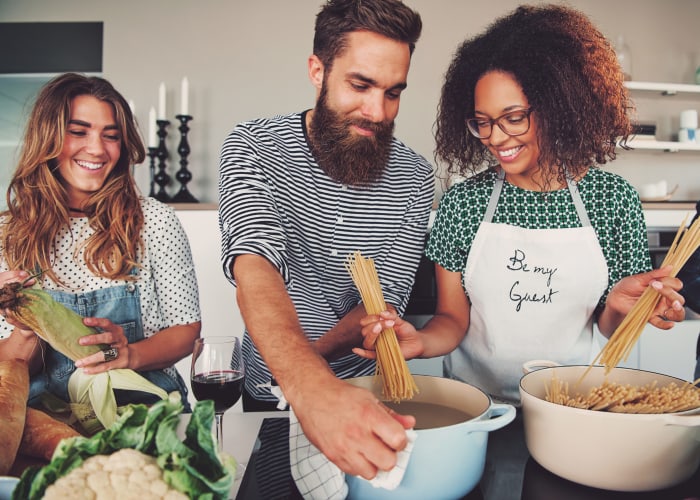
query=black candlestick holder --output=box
[154,120,171,202]
[147,147,158,198]
[172,114,198,203]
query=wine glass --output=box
[190,336,245,450]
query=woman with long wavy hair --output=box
[0,73,201,413]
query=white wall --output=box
[175,209,241,337]
[2,0,699,204]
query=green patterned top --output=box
[426,167,651,308]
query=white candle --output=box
[158,82,166,119]
[148,106,157,148]
[180,76,189,116]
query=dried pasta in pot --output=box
[545,373,700,414]
[346,251,418,402]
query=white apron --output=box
[444,169,609,403]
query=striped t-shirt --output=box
[218,111,435,402]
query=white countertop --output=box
[172,202,697,230]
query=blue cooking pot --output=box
[344,375,516,500]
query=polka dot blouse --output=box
[426,167,651,308]
[0,197,201,368]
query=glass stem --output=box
[215,412,224,451]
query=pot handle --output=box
[522,359,562,375]
[467,403,516,433]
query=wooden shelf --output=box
[624,81,700,97]
[168,202,217,210]
[624,139,700,152]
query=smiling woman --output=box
[0,73,201,431]
[57,95,122,208]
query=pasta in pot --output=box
[546,216,700,415]
[545,373,700,414]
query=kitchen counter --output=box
[226,411,700,500]
[171,202,698,226]
[643,204,697,229]
[642,201,696,211]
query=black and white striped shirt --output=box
[218,112,434,402]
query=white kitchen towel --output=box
[289,407,417,499]
[255,381,289,410]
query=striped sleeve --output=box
[218,120,290,285]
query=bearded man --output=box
[217,0,433,482]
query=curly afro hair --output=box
[434,4,634,185]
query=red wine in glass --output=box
[191,370,244,413]
[190,336,245,451]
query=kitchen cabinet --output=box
[174,206,242,339]
[637,319,699,381]
[624,81,700,152]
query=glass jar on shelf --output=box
[614,35,633,81]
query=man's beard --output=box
[308,88,394,187]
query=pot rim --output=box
[349,374,511,432]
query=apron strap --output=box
[565,172,592,227]
[483,169,507,222]
[484,168,592,228]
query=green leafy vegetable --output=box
[12,393,236,500]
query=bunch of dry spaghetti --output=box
[345,251,418,402]
[545,374,700,414]
[593,214,700,373]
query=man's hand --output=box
[292,375,415,479]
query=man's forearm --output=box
[233,255,336,402]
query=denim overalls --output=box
[28,280,190,411]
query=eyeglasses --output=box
[466,108,533,139]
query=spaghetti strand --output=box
[345,251,418,402]
[591,215,700,374]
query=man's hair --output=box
[313,0,422,69]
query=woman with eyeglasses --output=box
[355,4,686,405]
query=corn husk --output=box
[0,282,167,432]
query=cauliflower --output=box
[42,448,188,500]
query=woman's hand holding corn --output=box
[75,318,130,373]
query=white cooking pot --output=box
[519,361,700,492]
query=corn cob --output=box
[0,281,167,432]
